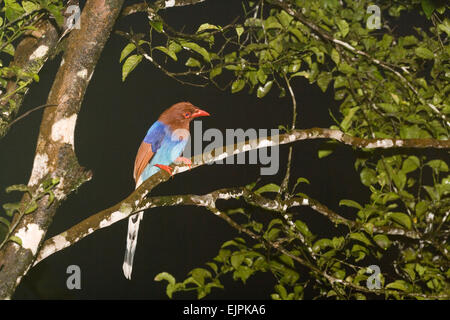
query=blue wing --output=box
[134,121,168,183]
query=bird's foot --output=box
[175,157,192,169]
[154,164,173,177]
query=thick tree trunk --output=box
[0,0,124,300]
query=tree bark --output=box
[0,18,59,139]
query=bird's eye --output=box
[184,112,191,119]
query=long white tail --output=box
[123,210,143,280]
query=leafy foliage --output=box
[117,0,450,300]
[0,0,64,125]
[0,177,59,249]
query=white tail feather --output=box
[123,211,143,279]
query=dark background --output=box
[0,0,430,299]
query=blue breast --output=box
[139,125,189,182]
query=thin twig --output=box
[5,104,58,129]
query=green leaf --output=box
[341,107,359,131]
[221,239,245,249]
[317,72,332,92]
[168,41,182,53]
[154,46,177,61]
[423,185,439,201]
[154,272,176,285]
[255,183,280,195]
[349,232,372,246]
[330,48,340,65]
[233,266,253,283]
[149,20,163,33]
[373,234,391,250]
[415,47,434,59]
[426,160,448,174]
[257,80,273,98]
[387,212,412,229]
[363,222,374,235]
[165,283,178,299]
[185,57,201,68]
[122,54,142,81]
[257,69,268,84]
[2,43,15,56]
[379,103,397,113]
[392,170,407,190]
[360,168,377,186]
[120,43,136,63]
[197,23,219,33]
[318,149,333,159]
[288,60,301,73]
[236,26,244,38]
[338,62,355,74]
[5,1,25,21]
[25,200,38,214]
[437,20,450,36]
[318,140,337,159]
[274,284,288,299]
[231,253,245,269]
[231,79,246,93]
[415,200,428,217]
[47,4,63,26]
[351,244,368,262]
[332,236,345,249]
[206,262,218,274]
[279,254,294,268]
[400,125,430,139]
[0,217,10,228]
[9,235,22,246]
[339,199,362,210]
[210,67,222,80]
[295,177,310,185]
[264,16,283,30]
[22,1,40,13]
[312,238,332,252]
[402,156,420,173]
[336,19,349,37]
[265,228,281,242]
[386,280,410,292]
[6,184,30,193]
[421,0,436,19]
[3,202,20,217]
[189,268,212,286]
[180,41,211,62]
[295,220,313,239]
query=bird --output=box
[123,101,210,280]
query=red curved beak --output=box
[191,108,210,118]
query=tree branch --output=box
[36,183,446,299]
[36,178,421,264]
[121,0,208,17]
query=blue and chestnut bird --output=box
[123,102,210,279]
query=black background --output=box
[0,0,433,299]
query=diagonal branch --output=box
[36,183,447,299]
[36,181,421,264]
[29,125,447,267]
